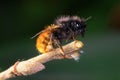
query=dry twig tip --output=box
[0,40,83,80]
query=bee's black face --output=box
[69,20,86,37]
[54,16,87,37]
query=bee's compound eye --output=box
[76,23,79,27]
[71,22,76,26]
[71,21,80,27]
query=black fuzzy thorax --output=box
[53,15,86,43]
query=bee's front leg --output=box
[55,40,65,56]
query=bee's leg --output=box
[53,39,68,59]
[55,40,65,55]
[71,31,77,41]
[56,39,74,59]
[72,36,76,41]
[68,27,77,41]
[49,34,53,45]
[50,33,65,59]
[45,34,53,52]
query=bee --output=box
[32,15,91,59]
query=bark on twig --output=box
[0,40,83,80]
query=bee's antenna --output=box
[85,16,92,21]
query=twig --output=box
[0,40,83,80]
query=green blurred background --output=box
[1,0,120,80]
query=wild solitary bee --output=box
[32,15,91,59]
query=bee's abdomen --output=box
[36,31,53,53]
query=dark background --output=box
[0,0,120,80]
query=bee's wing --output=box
[31,24,58,39]
[31,30,46,39]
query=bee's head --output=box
[54,16,87,37]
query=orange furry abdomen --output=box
[36,30,53,53]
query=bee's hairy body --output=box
[35,15,87,60]
[36,25,76,54]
